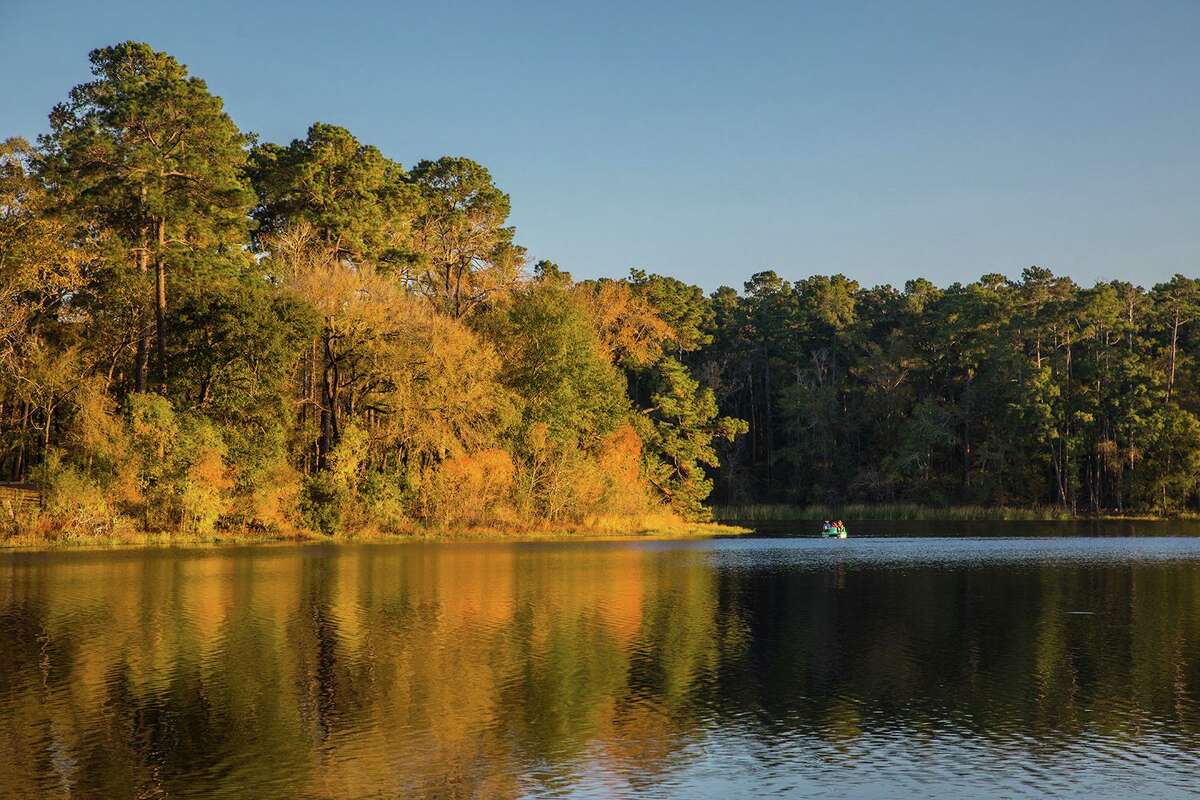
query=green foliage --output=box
[698,264,1200,515]
[639,358,747,519]
[249,123,415,269]
[35,40,255,394]
[299,424,368,535]
[628,269,714,353]
[300,471,343,535]
[487,282,630,447]
[169,268,318,425]
[1137,407,1200,513]
[124,393,231,531]
[410,156,525,318]
[39,41,253,241]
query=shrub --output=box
[358,470,410,533]
[300,471,343,534]
[39,454,119,537]
[177,419,232,534]
[596,424,650,516]
[240,462,304,531]
[424,448,516,528]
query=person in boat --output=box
[822,520,833,536]
[835,520,847,537]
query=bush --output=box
[178,419,232,534]
[39,454,120,537]
[300,471,344,534]
[120,393,235,532]
[359,470,410,533]
[596,424,650,516]
[424,448,516,528]
[239,462,304,531]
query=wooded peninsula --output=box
[3,42,1200,542]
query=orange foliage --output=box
[244,462,304,531]
[189,443,233,495]
[426,448,516,527]
[596,424,649,515]
[575,281,675,367]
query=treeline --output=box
[0,42,744,538]
[692,269,1200,514]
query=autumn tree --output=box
[0,138,84,477]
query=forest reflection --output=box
[1,541,1199,798]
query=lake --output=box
[3,530,1200,798]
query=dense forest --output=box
[3,42,1200,540]
[0,42,745,538]
[694,265,1200,514]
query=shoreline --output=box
[0,521,753,553]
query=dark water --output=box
[3,536,1200,799]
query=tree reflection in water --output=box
[1,539,1199,798]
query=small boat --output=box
[819,523,848,539]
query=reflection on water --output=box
[2,538,1200,799]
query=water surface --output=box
[3,535,1200,798]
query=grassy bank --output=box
[712,503,1081,522]
[0,512,750,550]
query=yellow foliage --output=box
[328,422,370,493]
[270,224,515,470]
[180,428,233,534]
[384,310,516,462]
[70,377,122,457]
[426,448,516,528]
[596,424,650,516]
[509,423,652,525]
[244,462,304,531]
[42,462,114,537]
[575,281,675,367]
[0,138,84,345]
[513,437,602,523]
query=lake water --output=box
[3,531,1200,798]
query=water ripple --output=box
[1,539,1199,798]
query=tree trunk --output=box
[1065,338,1076,513]
[763,350,772,490]
[15,401,29,480]
[135,333,148,393]
[318,324,340,468]
[134,190,151,394]
[41,405,53,455]
[311,338,321,472]
[301,338,314,473]
[154,218,168,392]
[1168,311,1180,404]
[962,374,971,491]
[136,243,150,393]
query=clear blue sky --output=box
[2,0,1197,291]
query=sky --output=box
[2,0,1198,291]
